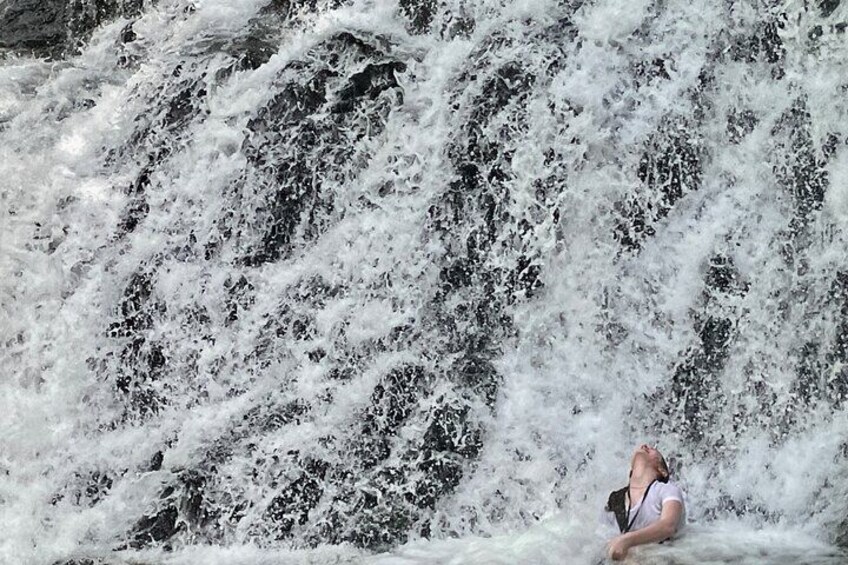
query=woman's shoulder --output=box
[655,480,685,501]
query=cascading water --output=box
[2,0,848,563]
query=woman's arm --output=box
[606,500,683,560]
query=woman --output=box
[602,444,686,561]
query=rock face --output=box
[3,0,848,562]
[0,0,68,55]
[0,0,143,56]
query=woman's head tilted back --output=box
[629,444,670,483]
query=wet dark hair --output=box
[657,453,670,483]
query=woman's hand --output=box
[606,534,631,561]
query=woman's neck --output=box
[629,463,659,487]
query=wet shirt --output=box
[602,480,686,535]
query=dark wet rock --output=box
[246,154,325,266]
[238,400,310,438]
[819,0,841,18]
[213,33,279,82]
[178,470,208,526]
[612,198,654,251]
[119,21,137,43]
[453,353,500,408]
[123,152,168,197]
[108,272,155,337]
[130,506,179,548]
[326,30,385,57]
[468,62,535,130]
[823,133,841,161]
[128,470,212,548]
[728,19,785,73]
[301,378,486,550]
[260,0,318,17]
[653,309,735,445]
[273,307,315,342]
[413,454,464,510]
[343,491,417,550]
[636,122,703,212]
[688,66,717,124]
[439,257,476,292]
[148,450,164,472]
[222,33,405,266]
[666,358,723,442]
[772,98,829,230]
[224,275,255,324]
[79,471,113,506]
[0,0,69,56]
[370,366,428,432]
[443,164,483,214]
[399,0,437,33]
[703,494,778,521]
[327,364,357,381]
[726,108,758,144]
[107,62,212,168]
[131,404,324,543]
[307,348,326,362]
[830,273,848,362]
[824,272,848,405]
[121,336,166,378]
[827,363,848,409]
[370,322,415,354]
[249,276,349,364]
[837,520,848,548]
[265,458,328,537]
[729,371,778,436]
[265,400,311,429]
[105,271,170,417]
[412,402,483,508]
[67,0,116,47]
[415,53,545,438]
[51,468,119,510]
[615,118,704,250]
[332,61,406,113]
[632,57,671,84]
[540,16,577,57]
[114,338,167,415]
[704,255,749,296]
[698,316,734,366]
[117,198,150,235]
[506,253,543,302]
[423,402,482,459]
[186,401,312,478]
[428,55,546,365]
[244,75,325,134]
[791,341,824,406]
[231,35,276,71]
[0,0,146,57]
[163,83,208,131]
[442,11,475,39]
[705,256,736,293]
[356,366,430,467]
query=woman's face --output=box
[631,444,667,475]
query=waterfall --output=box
[2,0,848,563]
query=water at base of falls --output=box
[370,522,848,565]
[3,0,848,564]
[42,522,848,565]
